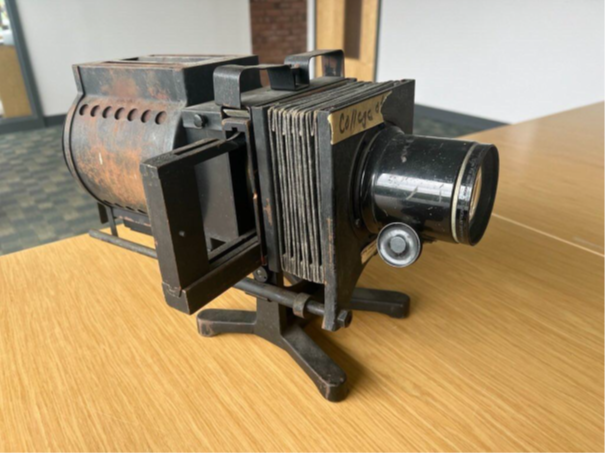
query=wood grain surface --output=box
[468,102,604,253]
[0,104,603,451]
[315,0,379,81]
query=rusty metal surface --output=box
[71,97,178,213]
[64,55,259,214]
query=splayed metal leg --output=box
[348,287,411,318]
[198,299,348,402]
[197,275,411,402]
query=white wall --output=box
[17,0,252,116]
[376,0,604,123]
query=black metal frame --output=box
[140,136,262,314]
[89,208,410,402]
[72,45,500,403]
[198,271,409,402]
[213,50,344,109]
[81,49,416,402]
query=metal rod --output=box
[106,206,118,236]
[87,230,350,327]
[234,278,319,311]
[234,278,351,328]
[88,229,158,259]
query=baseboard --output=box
[415,104,507,130]
[0,116,45,134]
[44,114,67,127]
[0,114,66,134]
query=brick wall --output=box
[250,0,307,65]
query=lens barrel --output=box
[358,127,499,245]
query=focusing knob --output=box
[377,223,422,268]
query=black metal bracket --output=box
[140,137,262,314]
[214,64,298,109]
[199,299,349,402]
[222,118,268,265]
[88,204,157,258]
[213,49,346,109]
[347,287,410,318]
[197,275,410,402]
[284,49,345,85]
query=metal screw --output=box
[254,267,269,283]
[192,114,207,128]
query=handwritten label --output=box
[328,91,391,144]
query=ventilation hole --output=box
[127,109,138,121]
[141,110,152,123]
[125,206,135,211]
[114,203,123,208]
[102,106,112,118]
[114,107,125,120]
[79,104,89,115]
[136,209,146,214]
[90,105,100,117]
[155,111,167,124]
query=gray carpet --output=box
[0,116,483,256]
[0,126,100,255]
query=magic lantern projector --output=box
[63,50,499,401]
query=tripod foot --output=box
[349,287,410,318]
[282,324,348,402]
[197,309,256,337]
[196,303,348,402]
[195,285,409,402]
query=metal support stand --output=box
[197,281,410,402]
[86,207,410,401]
[89,204,157,258]
[348,287,410,319]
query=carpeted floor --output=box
[0,126,100,255]
[0,117,483,256]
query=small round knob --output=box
[389,236,407,254]
[377,223,422,268]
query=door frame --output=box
[0,0,44,134]
[312,0,382,81]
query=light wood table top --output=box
[1,103,603,452]
[469,102,604,254]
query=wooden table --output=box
[1,104,603,451]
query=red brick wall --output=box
[250,0,307,65]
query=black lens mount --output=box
[452,142,499,245]
[357,126,499,245]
